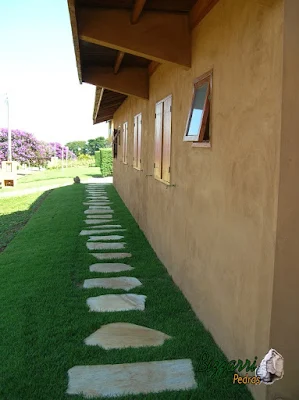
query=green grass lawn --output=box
[0,166,102,193]
[0,184,254,400]
[0,191,50,251]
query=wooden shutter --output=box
[122,122,128,164]
[154,102,163,179]
[137,114,142,169]
[133,115,138,167]
[162,95,172,183]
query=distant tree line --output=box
[65,137,110,157]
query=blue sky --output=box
[0,0,108,144]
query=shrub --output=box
[98,149,113,177]
[94,151,101,167]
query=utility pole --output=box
[5,93,12,162]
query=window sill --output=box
[154,177,174,187]
[123,162,128,165]
[192,141,211,148]
[133,167,143,172]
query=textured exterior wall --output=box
[113,1,283,399]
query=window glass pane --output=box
[187,82,208,137]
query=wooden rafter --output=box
[83,66,149,99]
[78,8,191,67]
[114,51,125,74]
[93,87,104,124]
[131,0,147,24]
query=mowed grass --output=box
[0,166,101,193]
[0,191,50,251]
[0,184,254,400]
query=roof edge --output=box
[67,0,83,84]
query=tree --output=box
[49,142,76,160]
[65,140,87,156]
[85,136,109,155]
[0,128,52,166]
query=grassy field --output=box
[0,191,50,251]
[0,184,254,400]
[0,166,101,193]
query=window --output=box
[154,95,172,183]
[133,113,142,169]
[122,122,128,164]
[113,128,120,159]
[184,71,212,144]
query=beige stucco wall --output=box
[113,1,284,399]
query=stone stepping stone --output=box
[86,229,126,234]
[67,359,197,397]
[87,294,146,312]
[86,216,114,220]
[83,277,142,291]
[87,224,122,228]
[86,192,107,195]
[85,220,113,225]
[85,209,113,214]
[85,206,112,210]
[86,242,125,250]
[84,200,111,202]
[89,263,134,273]
[80,228,124,235]
[84,323,170,349]
[91,253,132,260]
[88,235,124,241]
[85,216,113,221]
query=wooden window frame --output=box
[154,94,172,184]
[133,113,142,170]
[184,70,212,143]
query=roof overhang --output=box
[68,0,220,123]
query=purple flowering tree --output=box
[0,129,75,167]
[49,142,76,160]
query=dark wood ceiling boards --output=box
[68,0,220,123]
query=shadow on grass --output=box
[0,190,51,252]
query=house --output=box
[67,1,299,398]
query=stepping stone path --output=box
[89,263,134,273]
[88,235,124,241]
[83,277,142,291]
[67,360,197,397]
[86,242,125,250]
[91,252,132,260]
[80,229,125,235]
[85,209,113,214]
[67,183,197,398]
[85,219,113,224]
[84,322,170,349]
[86,215,113,219]
[87,294,146,312]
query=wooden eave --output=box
[68,0,220,123]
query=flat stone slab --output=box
[79,228,125,236]
[84,200,111,202]
[86,206,112,210]
[87,294,146,312]
[91,253,132,260]
[85,209,113,214]
[86,194,109,200]
[83,277,142,291]
[88,235,124,241]
[89,263,134,273]
[67,359,197,397]
[86,242,125,250]
[85,220,113,225]
[84,323,170,349]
